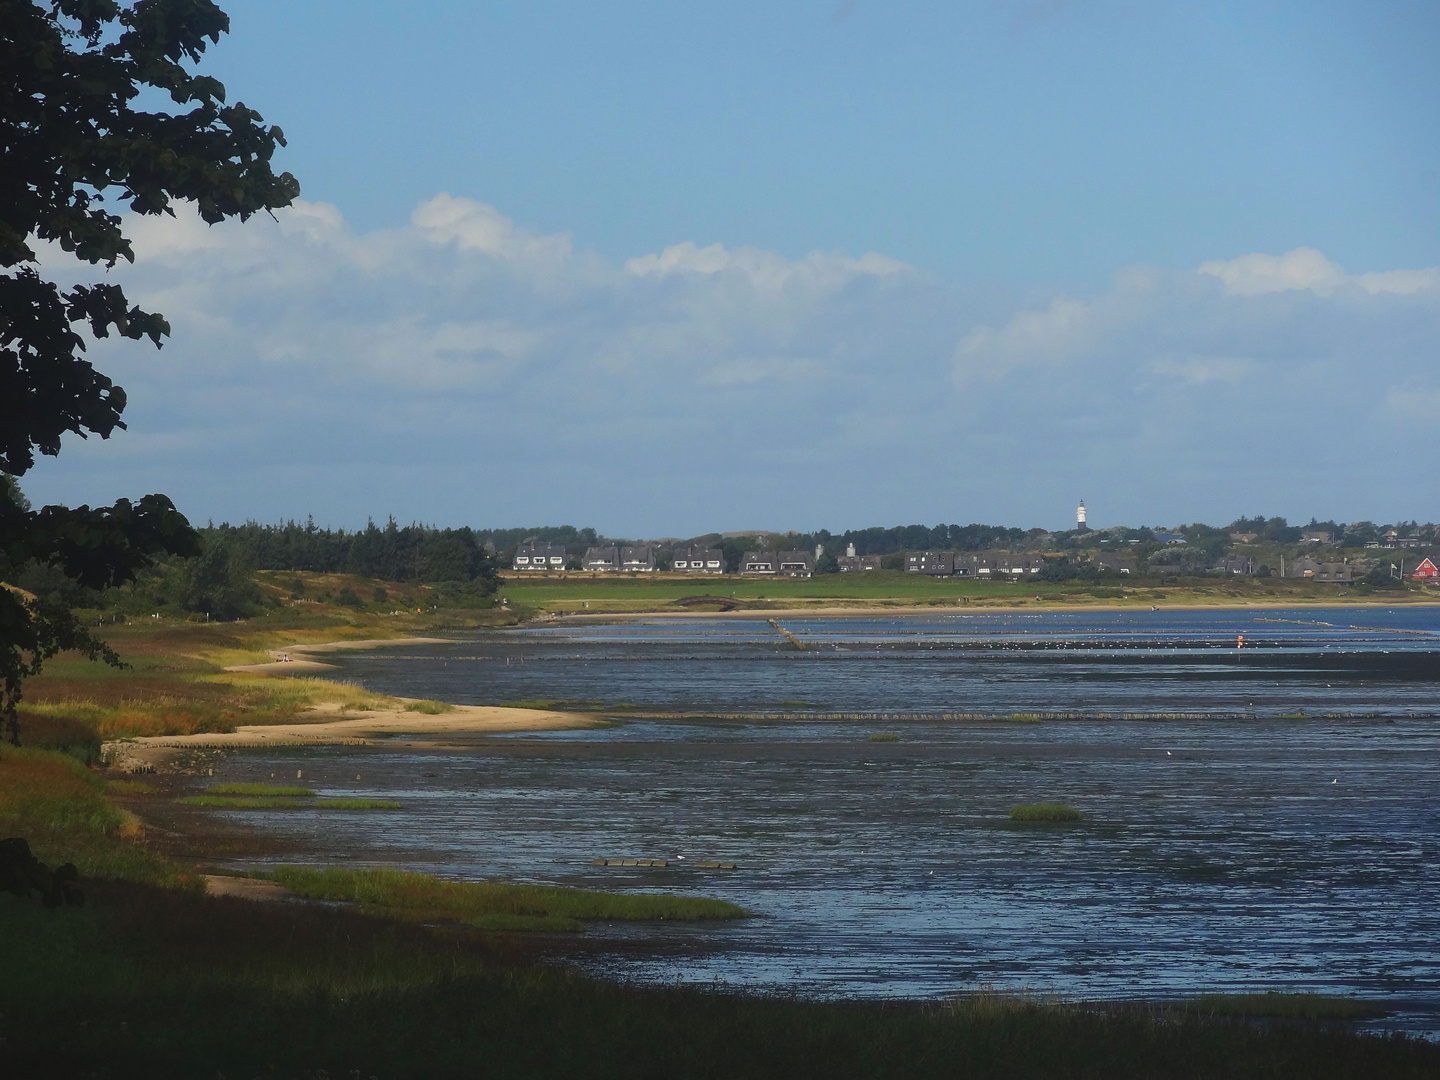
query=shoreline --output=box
[104,702,603,770]
[540,599,1440,623]
[224,636,452,674]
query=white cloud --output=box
[1198,246,1440,298]
[954,296,1092,382]
[23,206,1440,531]
[701,357,822,386]
[1357,267,1440,296]
[625,240,906,291]
[1384,384,1440,421]
[1198,247,1344,296]
[1148,355,1250,385]
[410,193,573,267]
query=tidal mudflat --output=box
[210,608,1440,1032]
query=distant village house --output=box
[621,546,656,572]
[582,545,655,572]
[740,550,815,577]
[1094,554,1136,575]
[512,542,567,571]
[837,543,881,572]
[1286,557,1352,583]
[672,547,724,573]
[905,551,954,576]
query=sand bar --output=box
[104,703,601,770]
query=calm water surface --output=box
[218,610,1440,1029]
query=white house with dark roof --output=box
[581,546,621,571]
[777,550,814,577]
[620,546,656,572]
[672,547,724,573]
[512,542,567,571]
[739,551,778,574]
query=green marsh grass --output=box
[0,747,190,887]
[180,796,401,810]
[104,779,155,796]
[3,879,1435,1079]
[868,732,900,742]
[270,865,748,931]
[1010,803,1085,823]
[205,783,315,796]
[404,698,455,714]
[1188,992,1386,1020]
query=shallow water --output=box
[331,607,1440,718]
[216,609,1440,1030]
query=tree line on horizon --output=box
[196,513,1437,573]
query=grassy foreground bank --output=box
[4,880,1435,1080]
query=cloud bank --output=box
[23,196,1440,533]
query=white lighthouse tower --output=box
[1076,500,1088,532]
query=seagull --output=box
[1166,751,1172,756]
[1332,779,1338,785]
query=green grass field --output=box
[497,569,1424,615]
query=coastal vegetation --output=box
[4,878,1434,1079]
[270,865,748,931]
[1011,804,1085,822]
[1188,992,1387,1021]
[493,569,1435,619]
[179,795,401,810]
[2,576,1435,1075]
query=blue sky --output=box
[22,1,1440,534]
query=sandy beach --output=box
[104,700,602,770]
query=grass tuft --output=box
[1188,992,1386,1020]
[403,699,454,714]
[206,783,315,796]
[104,779,155,796]
[270,865,748,931]
[868,732,900,742]
[0,748,191,887]
[179,796,400,810]
[1010,803,1084,822]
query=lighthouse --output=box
[1077,500,1089,531]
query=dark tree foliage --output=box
[816,523,1031,556]
[203,519,498,588]
[175,536,260,619]
[1,1,298,744]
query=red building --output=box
[1410,557,1439,580]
